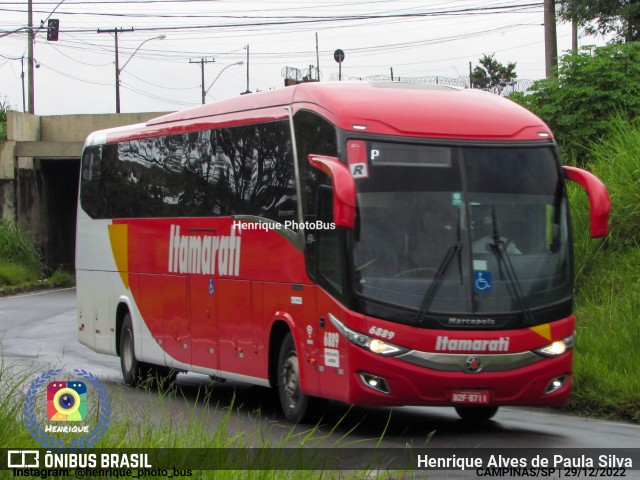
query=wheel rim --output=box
[281,353,300,408]
[122,329,134,373]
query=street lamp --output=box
[116,34,165,113]
[203,61,244,103]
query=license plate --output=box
[450,390,490,404]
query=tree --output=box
[470,54,518,94]
[0,96,9,140]
[512,42,640,163]
[558,0,640,42]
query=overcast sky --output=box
[1,0,611,116]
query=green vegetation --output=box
[0,96,7,140]
[0,218,44,289]
[558,0,640,42]
[0,366,396,478]
[511,42,640,421]
[511,42,640,163]
[48,269,76,288]
[470,53,518,94]
[0,218,75,293]
[568,116,640,422]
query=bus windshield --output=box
[352,142,571,325]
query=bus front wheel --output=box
[454,405,499,422]
[120,313,175,388]
[277,332,326,423]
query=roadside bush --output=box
[0,218,44,277]
[513,43,640,164]
[48,269,75,287]
[0,261,40,286]
[567,115,640,422]
[0,98,7,140]
[587,115,640,248]
[569,115,640,283]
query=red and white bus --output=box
[76,82,610,422]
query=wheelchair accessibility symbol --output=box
[474,271,493,292]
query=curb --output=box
[0,282,75,297]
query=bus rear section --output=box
[76,82,610,423]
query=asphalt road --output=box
[1,288,638,475]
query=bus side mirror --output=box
[308,155,356,229]
[563,165,611,238]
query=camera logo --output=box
[47,381,87,421]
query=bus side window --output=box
[315,185,346,296]
[81,151,94,182]
[293,110,345,298]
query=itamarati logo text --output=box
[168,224,241,276]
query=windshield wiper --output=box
[489,207,535,325]
[415,210,463,324]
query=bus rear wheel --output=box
[277,332,326,423]
[454,405,499,422]
[120,313,176,389]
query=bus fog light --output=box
[545,375,567,394]
[359,373,390,394]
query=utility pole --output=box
[315,33,320,81]
[544,0,558,79]
[27,0,34,114]
[21,56,26,112]
[98,27,134,113]
[244,45,250,94]
[190,58,216,104]
[24,0,65,112]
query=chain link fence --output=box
[346,74,537,95]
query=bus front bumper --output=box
[343,343,572,407]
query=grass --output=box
[569,248,640,422]
[0,218,44,278]
[0,219,75,292]
[588,115,640,248]
[0,105,6,140]
[0,365,402,479]
[565,115,640,422]
[0,260,41,287]
[48,269,76,288]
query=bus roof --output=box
[90,82,553,144]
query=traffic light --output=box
[47,19,59,41]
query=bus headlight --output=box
[328,313,408,357]
[534,334,575,358]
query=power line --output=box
[121,69,198,90]
[0,2,543,30]
[1,0,573,114]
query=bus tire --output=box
[277,332,326,423]
[120,313,141,387]
[454,405,499,422]
[120,313,176,389]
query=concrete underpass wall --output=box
[1,110,170,270]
